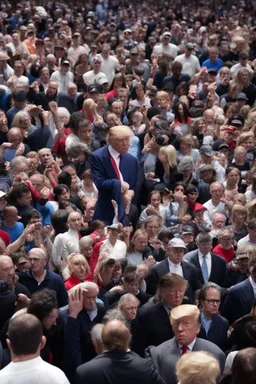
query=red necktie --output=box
[110,154,121,180]
[181,345,189,355]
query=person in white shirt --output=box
[52,211,82,271]
[0,313,70,384]
[203,182,226,227]
[83,56,106,85]
[198,145,226,183]
[139,190,166,223]
[99,223,127,260]
[100,43,119,84]
[67,32,89,64]
[174,43,201,77]
[50,58,74,93]
[153,31,179,60]
[237,220,256,247]
[230,52,254,78]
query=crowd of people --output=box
[1,0,256,383]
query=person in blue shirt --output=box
[202,47,223,74]
[2,206,24,242]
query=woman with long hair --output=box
[173,101,192,135]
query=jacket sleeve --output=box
[90,153,121,191]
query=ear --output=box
[6,338,11,350]
[39,335,46,350]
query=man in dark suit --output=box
[146,238,202,302]
[90,125,139,225]
[74,319,165,384]
[198,282,229,351]
[146,304,226,384]
[61,282,105,379]
[184,232,226,287]
[222,258,256,325]
[133,273,188,356]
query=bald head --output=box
[102,320,131,351]
[0,255,14,285]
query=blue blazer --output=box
[90,145,138,224]
[201,313,229,351]
[222,278,254,325]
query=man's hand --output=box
[69,287,84,318]
[121,181,130,194]
[49,101,58,115]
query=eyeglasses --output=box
[204,299,221,304]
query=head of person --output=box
[28,248,46,275]
[148,191,161,209]
[51,209,69,235]
[8,183,31,206]
[176,351,220,384]
[144,215,162,238]
[158,144,177,168]
[231,204,248,225]
[235,246,251,274]
[177,156,194,179]
[123,272,142,295]
[102,319,131,352]
[170,304,201,346]
[3,206,19,225]
[179,135,193,155]
[209,181,224,201]
[236,132,254,151]
[247,220,256,243]
[157,273,188,307]
[130,229,148,253]
[199,164,216,184]
[0,255,15,287]
[7,127,23,149]
[117,88,129,110]
[38,148,53,167]
[232,348,256,384]
[91,56,102,72]
[218,228,234,250]
[47,81,58,97]
[67,212,82,232]
[185,185,199,204]
[219,66,231,85]
[198,283,221,319]
[9,156,29,176]
[108,125,132,154]
[211,212,226,229]
[67,253,89,281]
[27,289,58,330]
[196,233,213,255]
[234,146,247,164]
[199,145,214,164]
[30,174,45,193]
[118,293,140,320]
[7,313,45,359]
[71,281,99,311]
[166,238,187,264]
[79,236,94,260]
[225,166,241,186]
[53,184,70,204]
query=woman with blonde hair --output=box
[155,91,174,123]
[236,131,254,151]
[177,134,200,163]
[64,253,91,291]
[176,351,220,384]
[232,68,256,106]
[230,204,248,242]
[126,229,149,265]
[155,144,178,190]
[245,199,256,221]
[243,111,256,132]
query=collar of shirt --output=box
[161,298,172,314]
[68,229,79,238]
[198,250,211,260]
[87,306,98,321]
[201,312,212,334]
[178,338,196,353]
[249,276,256,290]
[168,259,181,270]
[108,145,121,160]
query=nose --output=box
[177,322,184,332]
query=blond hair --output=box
[159,144,177,168]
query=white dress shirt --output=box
[168,259,183,276]
[198,250,212,278]
[52,229,80,268]
[108,145,124,181]
[249,276,256,297]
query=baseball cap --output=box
[223,126,236,135]
[87,84,100,93]
[182,225,194,234]
[97,75,108,86]
[168,238,186,249]
[107,224,119,230]
[61,58,70,65]
[0,191,6,198]
[212,140,229,151]
[236,92,248,101]
[199,145,214,157]
[193,203,207,212]
[72,32,81,38]
[228,114,245,127]
[186,42,194,50]
[130,47,138,55]
[236,252,250,260]
[163,31,171,37]
[207,68,217,74]
[247,220,256,230]
[124,29,132,34]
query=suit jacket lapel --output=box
[103,146,119,180]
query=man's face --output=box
[61,63,70,73]
[248,227,256,242]
[17,191,32,206]
[172,315,199,346]
[4,207,18,223]
[120,299,138,320]
[82,288,97,311]
[213,215,226,228]
[118,91,128,108]
[150,193,161,209]
[78,123,93,144]
[68,213,82,231]
[0,258,15,286]
[28,252,46,274]
[161,284,186,307]
[124,281,140,295]
[80,245,93,259]
[198,241,212,255]
[39,150,53,166]
[42,308,58,330]
[210,185,224,200]
[47,82,58,97]
[30,176,44,192]
[8,131,22,148]
[201,288,221,317]
[111,102,123,117]
[145,221,159,238]
[167,246,185,264]
[110,136,130,154]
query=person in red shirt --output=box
[212,228,235,263]
[64,253,91,291]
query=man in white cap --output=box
[146,238,202,302]
[153,32,179,60]
[90,125,139,225]
[146,304,226,384]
